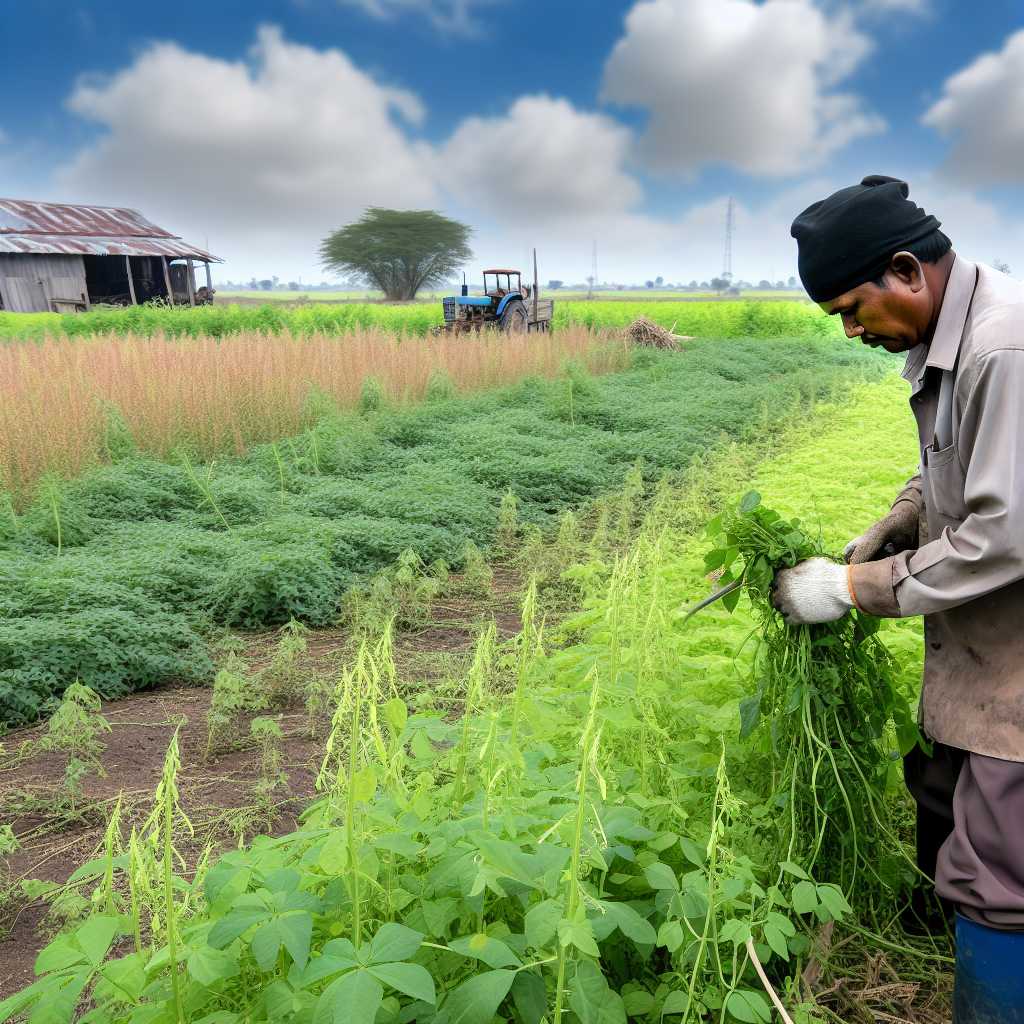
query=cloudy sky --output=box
[2,0,1022,285]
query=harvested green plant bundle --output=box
[700,492,919,902]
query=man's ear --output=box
[889,251,925,292]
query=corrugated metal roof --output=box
[0,233,219,261]
[0,198,219,261]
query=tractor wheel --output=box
[499,299,529,334]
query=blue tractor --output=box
[437,267,553,335]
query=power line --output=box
[723,196,734,281]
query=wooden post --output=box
[185,258,196,307]
[162,256,174,305]
[125,255,137,305]
[204,260,213,298]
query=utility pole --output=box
[587,240,598,300]
[723,196,734,282]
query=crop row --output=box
[0,299,839,341]
[0,339,891,726]
[1,373,935,1024]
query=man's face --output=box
[819,272,929,354]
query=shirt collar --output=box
[900,255,978,388]
[926,255,978,371]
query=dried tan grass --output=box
[0,327,630,503]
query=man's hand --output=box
[844,502,918,564]
[771,557,853,625]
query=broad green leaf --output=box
[816,884,852,921]
[717,918,750,945]
[96,953,146,1002]
[208,910,270,949]
[739,491,762,513]
[679,838,706,868]
[449,934,521,969]
[607,903,657,946]
[188,946,240,986]
[642,863,677,891]
[34,940,84,976]
[661,991,690,1016]
[621,990,655,1017]
[27,973,89,1024]
[766,912,796,937]
[657,919,684,952]
[791,880,818,915]
[680,889,709,920]
[568,961,627,1024]
[778,861,809,880]
[383,698,408,735]
[511,971,547,1024]
[279,913,313,970]
[368,923,423,964]
[251,922,283,972]
[738,693,761,740]
[74,915,121,968]
[439,969,516,1024]
[314,969,383,1024]
[367,962,435,1004]
[762,924,789,962]
[351,765,378,803]
[558,918,600,958]
[525,899,561,950]
[372,834,423,859]
[725,990,771,1023]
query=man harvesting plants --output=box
[776,174,1024,1019]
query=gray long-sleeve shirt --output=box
[852,256,1024,761]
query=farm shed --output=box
[0,198,220,313]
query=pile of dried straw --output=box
[625,316,690,349]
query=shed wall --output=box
[0,253,88,312]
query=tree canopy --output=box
[320,208,473,301]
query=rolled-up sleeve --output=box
[852,349,1024,617]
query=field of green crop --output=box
[0,299,836,342]
[0,361,948,1022]
[0,337,888,725]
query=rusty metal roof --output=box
[0,198,220,261]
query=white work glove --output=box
[771,557,853,625]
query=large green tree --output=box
[320,208,473,301]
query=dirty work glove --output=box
[771,557,853,625]
[844,501,918,565]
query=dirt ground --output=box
[0,568,526,998]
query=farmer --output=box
[775,175,1024,1020]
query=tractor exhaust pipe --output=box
[461,272,468,297]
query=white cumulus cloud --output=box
[57,26,437,277]
[923,29,1024,185]
[601,0,884,178]
[435,94,643,222]
[336,0,497,34]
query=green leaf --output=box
[816,884,852,921]
[739,491,761,513]
[725,990,771,1023]
[279,913,313,970]
[449,933,521,969]
[738,693,761,740]
[778,861,809,880]
[622,990,655,1017]
[680,888,709,920]
[438,969,516,1024]
[372,834,423,859]
[34,939,84,975]
[367,962,435,1004]
[73,915,121,968]
[791,880,818,915]
[766,911,796,937]
[657,920,683,952]
[251,922,283,972]
[661,991,690,1016]
[722,583,742,614]
[208,910,270,949]
[188,946,240,986]
[558,918,600,958]
[718,918,751,945]
[763,922,789,961]
[679,838,706,868]
[607,903,656,946]
[511,971,547,1024]
[525,899,561,950]
[642,863,678,891]
[314,969,383,1024]
[367,923,423,964]
[568,961,627,1024]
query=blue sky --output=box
[2,0,1023,284]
